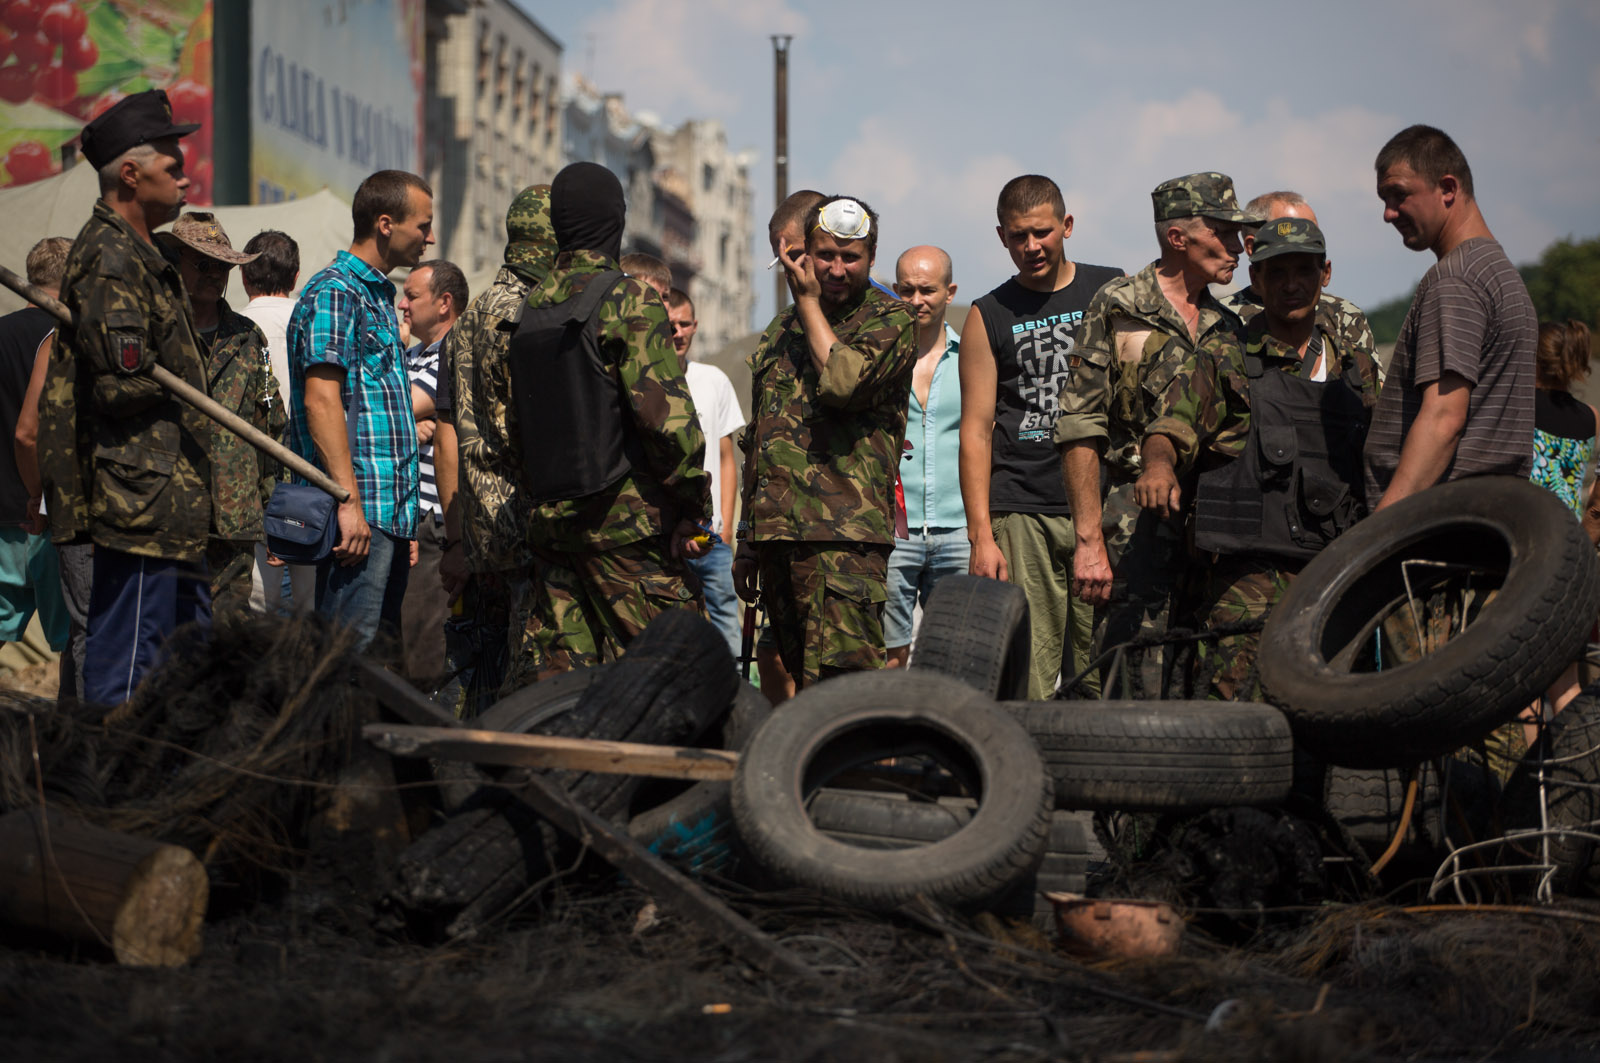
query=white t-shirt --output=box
[238,294,297,407]
[684,360,745,533]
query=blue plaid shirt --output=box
[285,251,419,538]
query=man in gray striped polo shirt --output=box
[1365,124,1537,511]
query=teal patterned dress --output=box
[1532,390,1596,516]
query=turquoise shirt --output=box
[901,323,965,531]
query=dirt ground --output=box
[4,879,1600,1063]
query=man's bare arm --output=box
[956,304,1005,580]
[1062,441,1111,605]
[717,436,738,545]
[12,331,51,532]
[1133,434,1182,518]
[304,366,370,563]
[1374,371,1470,511]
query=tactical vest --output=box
[1192,347,1369,562]
[508,270,637,504]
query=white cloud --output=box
[578,0,807,116]
[1423,0,1565,77]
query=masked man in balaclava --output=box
[499,162,710,689]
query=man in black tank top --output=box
[958,175,1121,699]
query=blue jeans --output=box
[884,528,971,648]
[686,539,741,660]
[316,529,410,653]
[83,547,211,705]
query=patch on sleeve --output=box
[113,332,143,372]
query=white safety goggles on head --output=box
[811,198,872,241]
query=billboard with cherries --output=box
[0,0,215,201]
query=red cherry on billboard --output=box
[0,63,33,103]
[4,140,56,184]
[86,86,123,120]
[38,2,84,43]
[32,61,73,108]
[167,78,209,125]
[11,28,53,67]
[60,30,92,71]
[188,158,212,205]
[1,0,46,35]
[0,25,15,65]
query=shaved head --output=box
[896,245,953,286]
[1246,190,1319,226]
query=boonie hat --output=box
[1151,172,1259,224]
[79,88,200,170]
[1249,217,1327,262]
[155,212,258,265]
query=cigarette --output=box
[766,254,781,270]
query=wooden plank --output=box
[352,657,464,729]
[364,723,738,781]
[513,769,817,980]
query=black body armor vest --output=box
[508,270,637,503]
[1192,350,1369,562]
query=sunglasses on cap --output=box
[810,199,872,241]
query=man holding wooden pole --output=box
[37,89,215,705]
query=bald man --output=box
[1223,191,1378,378]
[885,246,966,666]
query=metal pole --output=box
[0,263,349,503]
[772,34,792,313]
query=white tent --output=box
[0,164,354,315]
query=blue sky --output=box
[521,0,1600,329]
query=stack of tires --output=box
[726,478,1600,914]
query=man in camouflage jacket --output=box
[1223,190,1380,386]
[733,196,916,692]
[1136,218,1380,699]
[1053,173,1257,697]
[502,162,710,688]
[39,90,213,705]
[436,184,555,714]
[158,212,285,613]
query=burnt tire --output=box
[1258,477,1600,768]
[806,791,1088,925]
[1501,693,1600,895]
[626,680,769,871]
[1003,700,1293,812]
[731,671,1051,910]
[911,574,1031,701]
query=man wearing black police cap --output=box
[37,88,214,705]
[1134,216,1380,698]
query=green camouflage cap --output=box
[1249,216,1327,262]
[1151,172,1259,223]
[503,184,555,284]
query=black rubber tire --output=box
[911,574,1031,701]
[806,789,975,849]
[435,666,604,812]
[1324,764,1444,853]
[731,671,1052,910]
[805,792,1088,924]
[1501,693,1600,895]
[1259,477,1600,768]
[1003,700,1293,812]
[625,680,769,871]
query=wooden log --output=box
[364,723,739,781]
[0,807,207,967]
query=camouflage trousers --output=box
[1191,555,1298,701]
[205,539,257,615]
[501,537,698,693]
[1096,481,1186,699]
[436,568,525,720]
[756,540,889,691]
